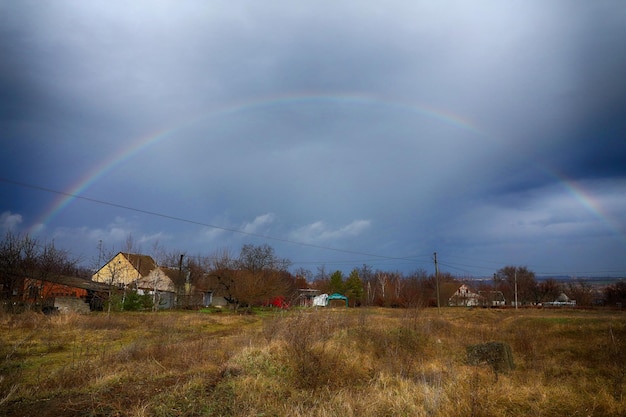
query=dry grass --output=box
[1,307,625,416]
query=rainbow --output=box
[27,92,625,245]
[28,92,483,232]
[549,171,626,244]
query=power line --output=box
[0,177,425,264]
[4,177,624,277]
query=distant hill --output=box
[466,275,624,286]
[536,276,625,286]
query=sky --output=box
[1,0,625,278]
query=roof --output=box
[134,266,187,292]
[328,293,348,300]
[27,275,111,292]
[121,253,157,277]
[556,292,570,302]
[161,266,187,287]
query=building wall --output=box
[136,269,177,293]
[23,278,88,302]
[92,253,143,286]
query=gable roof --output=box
[121,253,157,276]
[451,284,480,296]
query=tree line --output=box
[2,232,625,310]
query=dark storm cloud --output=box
[1,0,625,276]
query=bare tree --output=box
[567,279,595,307]
[377,272,388,303]
[315,265,329,281]
[0,232,36,301]
[496,265,538,305]
[206,248,239,307]
[360,264,376,306]
[124,233,140,254]
[0,232,80,310]
[237,243,290,273]
[293,267,313,283]
[605,280,626,307]
[206,245,291,310]
[538,278,562,302]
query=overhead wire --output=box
[0,177,428,265]
[3,177,624,277]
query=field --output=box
[1,307,625,417]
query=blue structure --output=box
[327,293,349,307]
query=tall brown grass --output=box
[1,307,625,416]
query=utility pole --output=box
[179,254,185,308]
[434,252,440,312]
[514,269,518,310]
[97,240,103,277]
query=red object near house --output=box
[269,296,289,309]
[23,278,88,302]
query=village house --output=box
[92,252,157,288]
[448,284,481,307]
[544,292,576,307]
[93,252,220,309]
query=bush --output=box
[122,290,153,311]
[466,341,515,376]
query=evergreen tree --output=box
[329,270,345,294]
[345,268,364,306]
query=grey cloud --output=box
[1,0,625,276]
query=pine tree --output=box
[345,268,364,306]
[329,270,345,294]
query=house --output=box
[92,252,157,288]
[134,266,217,310]
[544,292,576,307]
[448,284,481,307]
[135,267,180,309]
[298,288,321,307]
